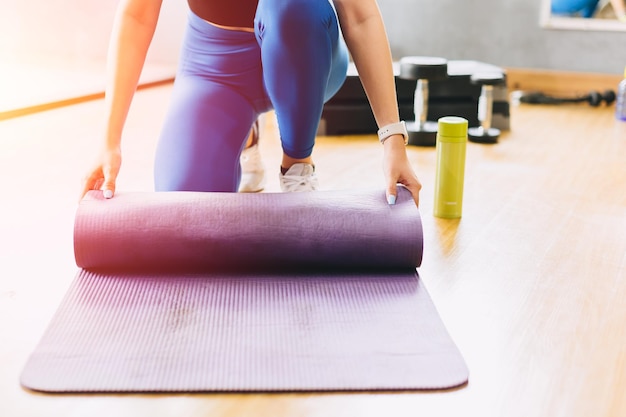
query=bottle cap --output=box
[437,116,468,141]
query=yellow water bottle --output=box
[433,116,468,218]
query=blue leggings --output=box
[154,0,349,192]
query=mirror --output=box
[540,0,626,31]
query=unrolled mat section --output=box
[20,188,469,392]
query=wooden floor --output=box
[1,84,625,417]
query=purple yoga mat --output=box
[20,188,468,392]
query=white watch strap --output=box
[377,121,408,145]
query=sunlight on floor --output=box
[0,58,176,116]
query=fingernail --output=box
[103,189,113,199]
[387,194,396,205]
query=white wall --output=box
[2,0,623,79]
[0,0,187,66]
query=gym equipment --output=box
[468,72,506,144]
[616,66,626,121]
[20,189,469,393]
[398,56,449,146]
[319,60,510,137]
[518,90,616,107]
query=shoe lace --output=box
[281,169,317,192]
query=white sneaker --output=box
[279,163,319,192]
[239,144,266,192]
[239,121,266,193]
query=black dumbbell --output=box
[518,90,616,107]
[468,71,506,144]
[399,56,448,146]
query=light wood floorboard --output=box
[1,84,625,417]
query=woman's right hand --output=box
[77,0,162,202]
[80,146,122,200]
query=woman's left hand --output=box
[383,136,421,207]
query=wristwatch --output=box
[377,121,408,145]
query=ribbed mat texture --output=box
[20,188,468,392]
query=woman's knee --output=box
[154,78,257,192]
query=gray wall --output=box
[379,0,626,75]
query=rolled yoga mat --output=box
[20,188,468,392]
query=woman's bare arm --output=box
[81,0,163,199]
[333,0,421,205]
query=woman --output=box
[81,0,421,206]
